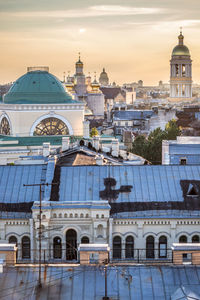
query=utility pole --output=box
[102,259,109,300]
[23,182,57,289]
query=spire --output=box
[178,27,184,45]
[63,71,66,82]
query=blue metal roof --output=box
[1,265,200,300]
[113,110,154,121]
[0,165,46,203]
[59,165,200,203]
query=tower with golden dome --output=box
[169,30,192,102]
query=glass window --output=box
[0,117,11,135]
[34,117,69,135]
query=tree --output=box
[165,119,180,140]
[90,127,99,137]
[131,120,180,164]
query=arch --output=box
[192,235,200,243]
[81,236,89,244]
[53,213,57,218]
[159,236,167,258]
[9,236,18,259]
[66,229,77,260]
[0,113,12,135]
[0,116,11,135]
[113,236,122,259]
[80,140,85,146]
[64,213,67,218]
[59,213,62,218]
[30,113,73,136]
[53,236,62,259]
[125,235,134,259]
[179,235,187,243]
[146,235,154,259]
[22,236,31,259]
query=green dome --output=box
[4,69,75,104]
[172,44,190,56]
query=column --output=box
[29,218,34,261]
[108,218,113,260]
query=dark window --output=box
[125,236,134,259]
[80,140,85,146]
[66,229,77,260]
[187,184,198,197]
[179,235,187,243]
[146,236,154,259]
[9,236,18,259]
[22,236,30,259]
[159,236,167,258]
[180,158,187,165]
[113,236,121,259]
[53,237,62,259]
[34,117,69,136]
[179,235,187,259]
[192,235,199,243]
[81,236,89,244]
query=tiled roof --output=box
[113,110,154,121]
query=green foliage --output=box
[131,120,180,164]
[90,127,99,137]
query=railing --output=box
[15,248,176,265]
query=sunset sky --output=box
[0,0,200,85]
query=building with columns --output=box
[0,161,200,262]
[169,30,192,102]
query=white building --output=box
[0,66,85,137]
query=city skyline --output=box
[0,0,200,85]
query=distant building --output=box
[99,68,109,86]
[162,136,200,165]
[65,56,105,116]
[169,30,192,102]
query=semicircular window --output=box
[0,117,11,135]
[34,117,69,136]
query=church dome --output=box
[99,68,109,85]
[172,45,190,56]
[4,67,74,104]
[172,31,190,57]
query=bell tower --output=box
[169,29,192,102]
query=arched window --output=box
[113,236,122,259]
[64,213,67,218]
[146,236,154,259]
[159,236,167,258]
[42,215,46,219]
[0,117,11,135]
[192,235,200,243]
[81,236,89,244]
[22,236,30,259]
[33,117,69,136]
[179,235,187,243]
[9,236,18,259]
[59,213,62,218]
[80,140,85,146]
[66,229,77,260]
[80,213,83,218]
[125,236,134,259]
[53,213,57,218]
[53,237,62,259]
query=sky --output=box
[0,0,200,85]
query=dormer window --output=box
[180,158,187,165]
[187,183,199,197]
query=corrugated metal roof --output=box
[59,165,200,203]
[1,265,200,300]
[0,165,46,204]
[113,110,154,121]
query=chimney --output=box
[43,143,50,157]
[93,136,100,151]
[111,139,119,157]
[95,154,104,165]
[83,120,90,139]
[62,137,70,151]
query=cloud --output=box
[0,5,164,19]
